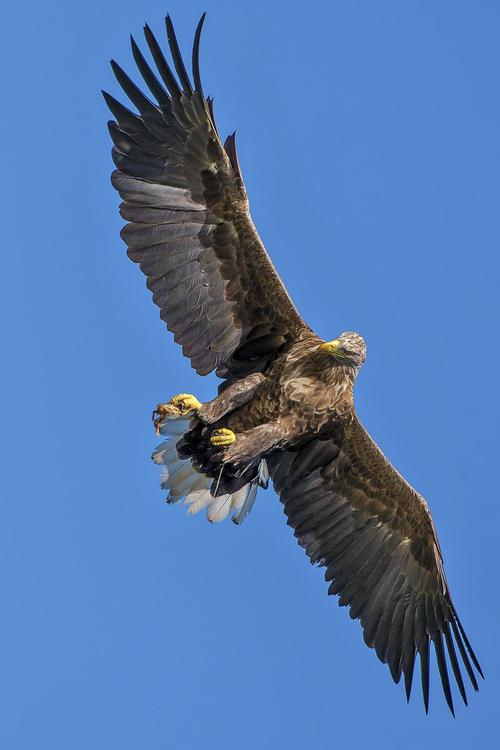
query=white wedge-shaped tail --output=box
[151,414,260,524]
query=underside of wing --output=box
[104,15,307,379]
[268,415,483,714]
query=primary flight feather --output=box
[104,14,482,715]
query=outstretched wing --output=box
[104,15,307,379]
[268,414,483,714]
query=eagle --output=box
[104,14,482,715]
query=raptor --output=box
[104,14,483,714]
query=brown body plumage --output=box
[105,14,483,715]
[191,330,360,476]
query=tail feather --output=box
[206,493,233,523]
[185,489,212,515]
[231,482,258,525]
[258,459,270,488]
[158,416,191,436]
[160,459,189,491]
[152,439,179,465]
[169,461,200,499]
[152,414,261,524]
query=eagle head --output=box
[318,331,367,367]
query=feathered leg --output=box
[216,421,288,466]
[198,373,265,424]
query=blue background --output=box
[2,1,498,747]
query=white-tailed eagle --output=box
[104,14,483,715]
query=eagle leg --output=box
[198,373,265,424]
[221,422,287,465]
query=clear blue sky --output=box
[1,0,498,747]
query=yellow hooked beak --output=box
[318,339,343,355]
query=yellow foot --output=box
[152,393,202,433]
[210,428,237,447]
[169,393,202,414]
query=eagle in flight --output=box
[104,14,482,715]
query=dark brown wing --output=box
[268,413,483,714]
[104,15,307,379]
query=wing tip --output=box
[451,602,484,680]
[192,12,207,98]
[165,13,193,93]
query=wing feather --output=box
[105,16,307,378]
[268,414,482,713]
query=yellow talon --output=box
[152,402,177,433]
[152,393,202,433]
[210,428,237,447]
[170,393,202,414]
